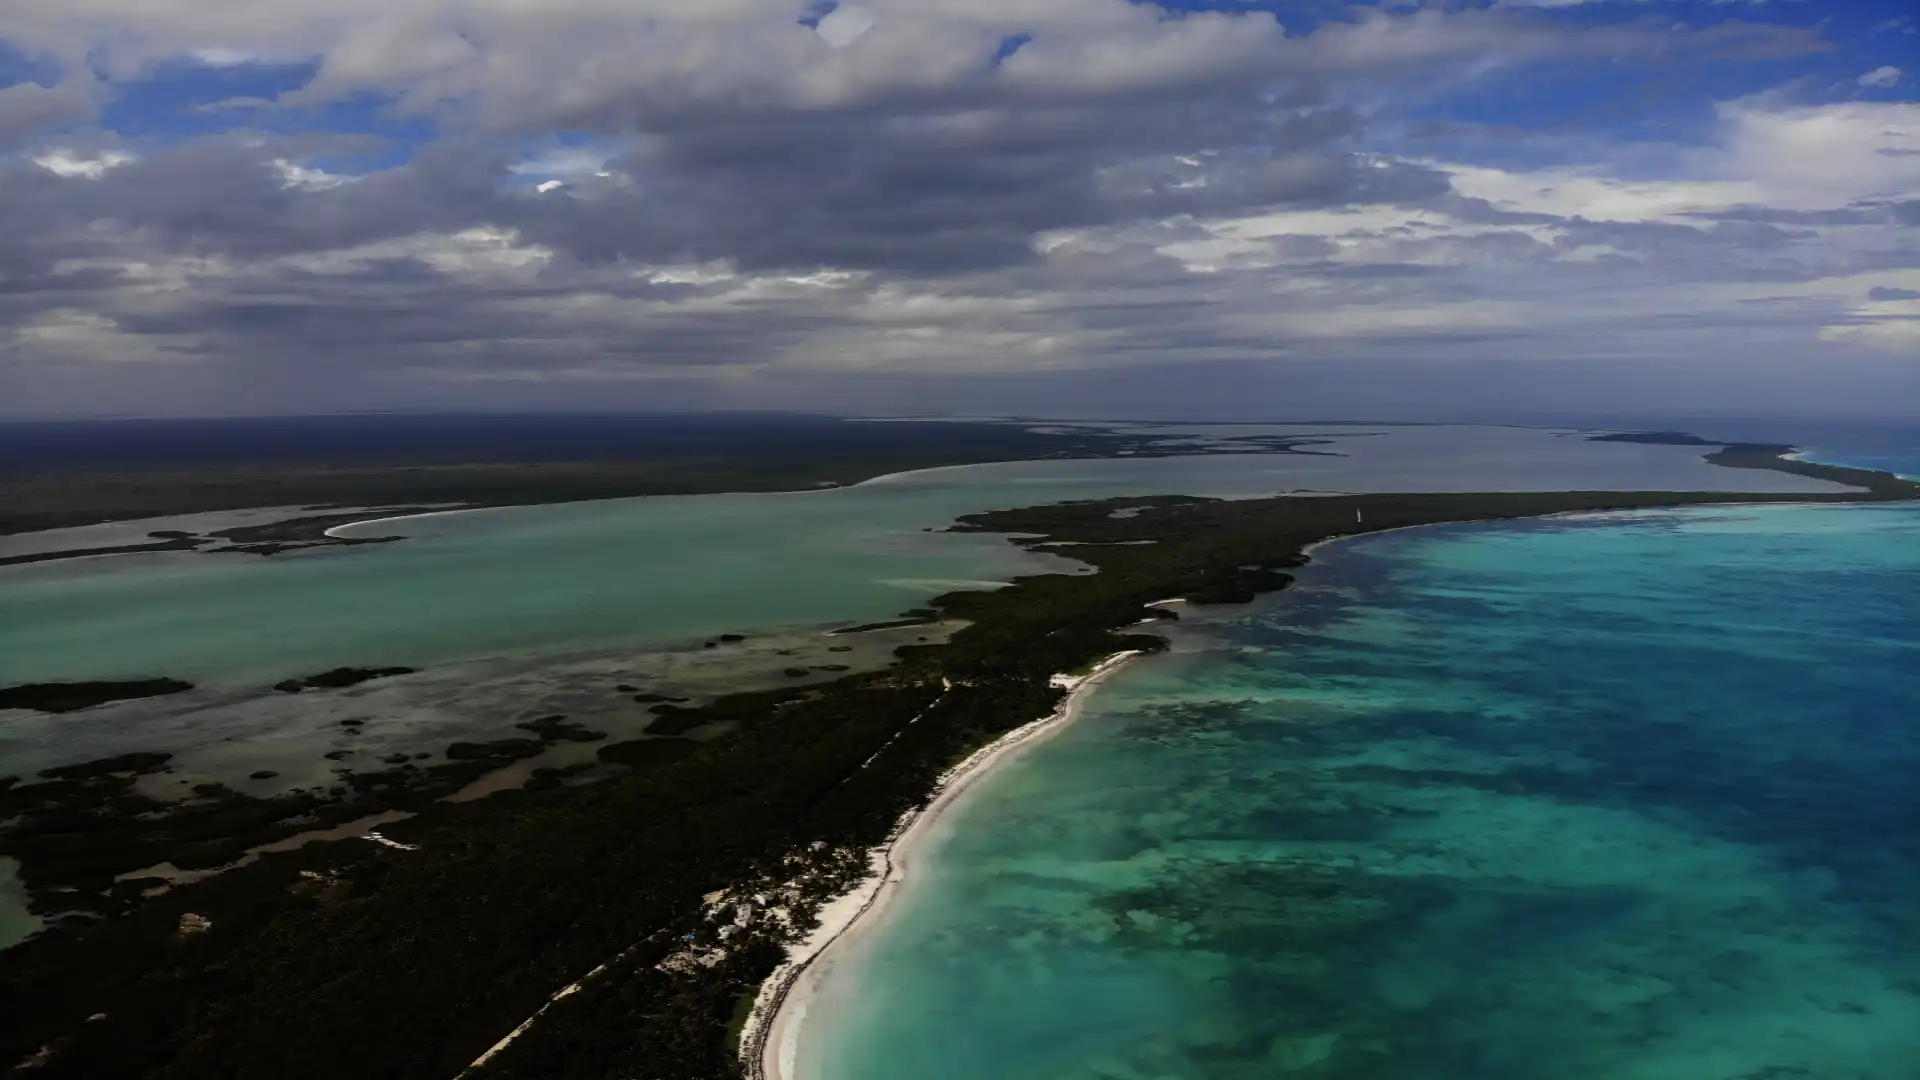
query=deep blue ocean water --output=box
[1680,418,1918,481]
[1791,424,1919,482]
[1816,448,1920,482]
[806,501,1920,1080]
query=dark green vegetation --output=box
[0,510,418,567]
[273,667,418,693]
[1705,444,1916,497]
[200,510,420,556]
[0,703,626,935]
[0,679,194,714]
[3,454,1913,1080]
[209,510,424,548]
[630,692,689,704]
[0,524,400,567]
[36,753,174,780]
[0,539,204,567]
[516,715,608,744]
[1583,431,1910,498]
[0,754,373,918]
[833,608,941,634]
[5,511,421,568]
[1585,430,1724,446]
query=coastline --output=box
[741,649,1144,1080]
[1789,449,1919,483]
[740,486,1918,1080]
[1291,497,1849,561]
[0,451,1260,560]
[0,417,1321,541]
[717,489,1920,1080]
[9,435,1867,553]
[320,506,486,538]
[9,448,1916,1078]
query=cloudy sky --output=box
[1,0,1915,420]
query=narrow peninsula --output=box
[1,448,1912,1080]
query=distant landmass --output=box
[1586,430,1727,446]
[0,413,1331,535]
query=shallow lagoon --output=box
[0,426,1842,688]
[0,428,1871,953]
[808,503,1920,1080]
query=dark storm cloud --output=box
[100,258,799,369]
[1,96,1432,288]
[74,140,515,258]
[0,6,1833,286]
[1,1,1911,420]
[515,87,1425,274]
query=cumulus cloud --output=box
[0,72,101,148]
[0,0,1912,418]
[0,1,1825,124]
[30,147,136,178]
[1712,98,1920,210]
[1858,66,1902,90]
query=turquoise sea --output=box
[805,502,1920,1080]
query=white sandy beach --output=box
[742,650,1143,1080]
[320,505,484,538]
[739,499,1797,1080]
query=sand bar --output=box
[320,506,487,538]
[742,649,1142,1080]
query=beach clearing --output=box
[741,649,1142,1080]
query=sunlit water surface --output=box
[808,502,1920,1080]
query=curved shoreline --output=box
[10,469,1916,1077]
[738,489,1919,1080]
[320,506,488,538]
[742,650,1144,1080]
[1790,449,1919,483]
[5,439,1872,567]
[1289,497,1872,561]
[284,445,1894,551]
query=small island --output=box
[1585,430,1726,446]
